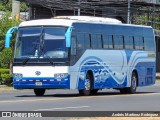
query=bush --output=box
[0,68,10,74]
[1,74,13,86]
[0,69,12,86]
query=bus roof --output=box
[19,16,122,27]
[19,16,152,29]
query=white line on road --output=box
[34,106,90,111]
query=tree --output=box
[0,0,28,12]
[0,12,20,68]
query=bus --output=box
[5,16,156,96]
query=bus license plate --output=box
[35,82,42,86]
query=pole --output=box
[12,0,20,19]
[127,0,130,24]
[78,0,80,16]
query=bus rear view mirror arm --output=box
[5,26,18,48]
[65,26,73,48]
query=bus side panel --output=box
[127,51,156,87]
[75,50,128,89]
[74,50,155,90]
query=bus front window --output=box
[43,27,67,58]
[15,26,68,59]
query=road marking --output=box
[0,97,78,103]
[0,92,160,104]
[34,106,90,111]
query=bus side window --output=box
[91,34,98,49]
[103,35,108,49]
[119,36,124,49]
[71,36,77,55]
[125,36,134,49]
[84,33,91,49]
[139,37,145,50]
[114,35,124,49]
[109,35,113,49]
[114,35,119,49]
[97,34,102,49]
[77,33,84,51]
[134,36,140,50]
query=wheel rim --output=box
[85,78,90,90]
[132,75,137,90]
[85,74,91,90]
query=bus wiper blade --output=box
[22,57,31,65]
[45,55,54,66]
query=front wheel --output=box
[34,89,46,96]
[79,73,91,96]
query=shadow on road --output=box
[15,91,157,98]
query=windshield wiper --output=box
[22,39,39,65]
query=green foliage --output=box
[20,2,28,12]
[0,0,28,12]
[0,48,12,68]
[0,12,20,69]
[0,68,12,86]
[0,68,10,74]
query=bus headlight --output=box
[14,73,23,79]
[54,73,68,79]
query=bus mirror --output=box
[5,33,12,48]
[5,26,18,48]
[71,37,76,55]
[65,26,73,48]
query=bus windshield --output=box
[15,26,67,59]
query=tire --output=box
[79,72,91,96]
[34,89,46,96]
[119,72,137,94]
[90,89,98,95]
[126,72,137,94]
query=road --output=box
[0,82,160,111]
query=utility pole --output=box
[78,0,81,16]
[127,0,130,24]
[12,0,20,19]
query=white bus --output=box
[5,16,156,96]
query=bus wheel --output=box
[79,73,91,96]
[90,89,98,95]
[34,89,46,96]
[127,72,137,94]
[119,72,137,94]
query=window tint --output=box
[91,34,102,49]
[103,35,108,48]
[91,34,97,49]
[77,33,84,50]
[114,35,124,49]
[125,36,134,49]
[139,37,144,50]
[108,35,113,48]
[134,36,145,50]
[97,34,102,49]
[134,36,140,50]
[84,33,91,49]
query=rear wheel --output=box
[119,72,137,94]
[126,72,137,94]
[34,89,46,96]
[79,73,91,96]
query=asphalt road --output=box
[0,82,160,111]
